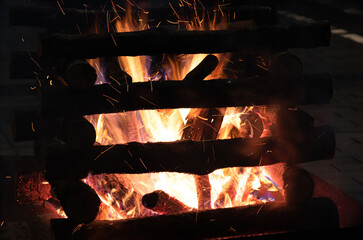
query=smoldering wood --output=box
[68,198,338,240]
[58,117,96,150]
[183,55,219,82]
[142,190,193,214]
[39,21,330,59]
[40,73,332,117]
[50,180,100,224]
[9,5,274,32]
[85,125,335,176]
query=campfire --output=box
[11,0,338,239]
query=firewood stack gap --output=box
[9,0,340,239]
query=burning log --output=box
[142,190,193,214]
[58,117,96,150]
[283,167,314,206]
[40,73,332,117]
[183,55,219,82]
[66,197,338,240]
[86,174,147,218]
[50,180,100,224]
[10,5,274,32]
[38,21,330,59]
[85,125,335,176]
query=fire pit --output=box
[7,0,355,239]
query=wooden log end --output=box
[283,167,314,206]
[59,117,96,150]
[51,180,100,224]
[65,60,97,89]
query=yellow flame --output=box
[83,3,283,220]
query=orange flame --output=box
[83,3,284,220]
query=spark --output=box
[156,22,161,28]
[256,205,263,214]
[72,224,83,235]
[139,96,160,108]
[57,1,66,15]
[109,75,121,86]
[139,158,147,170]
[110,33,117,46]
[229,227,236,232]
[30,86,37,90]
[102,94,119,103]
[105,99,115,107]
[27,50,42,70]
[167,19,179,24]
[31,122,35,132]
[169,2,180,19]
[94,144,116,161]
[109,84,121,95]
[257,64,269,71]
[124,160,134,170]
[5,176,11,179]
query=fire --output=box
[82,3,284,220]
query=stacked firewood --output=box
[10,1,338,239]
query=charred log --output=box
[68,198,338,240]
[40,73,333,117]
[142,190,193,214]
[183,55,219,82]
[39,21,330,59]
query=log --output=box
[58,117,96,150]
[85,125,335,176]
[62,59,97,89]
[38,21,331,59]
[50,180,101,224]
[183,55,219,82]
[269,52,303,82]
[100,57,132,85]
[69,198,338,240]
[10,5,274,32]
[142,190,193,214]
[181,108,225,210]
[40,73,333,117]
[86,174,147,218]
[283,167,314,206]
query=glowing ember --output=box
[80,3,284,220]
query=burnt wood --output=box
[283,167,314,206]
[69,197,338,240]
[183,55,219,82]
[39,21,330,59]
[40,73,332,117]
[142,190,193,214]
